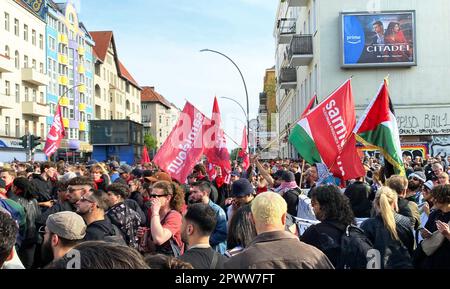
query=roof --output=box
[141,87,172,109]
[90,31,140,89]
[90,31,113,63]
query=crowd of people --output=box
[1,153,450,269]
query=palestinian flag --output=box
[354,79,405,176]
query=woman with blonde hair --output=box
[360,186,414,268]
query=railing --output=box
[288,35,313,58]
[278,67,297,84]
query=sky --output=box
[77,0,278,149]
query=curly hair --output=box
[310,185,355,226]
[431,184,450,204]
[152,181,185,213]
[106,182,131,199]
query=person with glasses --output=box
[105,183,141,249]
[138,180,185,256]
[406,171,426,205]
[75,189,123,244]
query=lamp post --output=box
[200,49,250,153]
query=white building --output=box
[0,0,48,162]
[274,0,450,159]
[141,86,179,152]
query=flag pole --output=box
[299,159,306,188]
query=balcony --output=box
[58,54,68,65]
[276,18,296,44]
[78,46,85,56]
[0,54,14,73]
[79,103,86,111]
[62,118,69,128]
[0,96,13,109]
[60,96,70,106]
[78,84,86,93]
[22,101,48,117]
[58,33,68,45]
[21,68,48,86]
[78,64,85,74]
[142,121,152,128]
[59,75,68,85]
[79,122,86,131]
[278,67,297,90]
[288,35,313,67]
[286,0,308,7]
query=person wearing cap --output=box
[145,172,172,184]
[41,211,86,266]
[227,179,255,222]
[418,180,435,242]
[406,171,426,205]
[109,161,121,183]
[115,164,133,185]
[277,171,304,217]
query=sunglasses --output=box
[149,194,170,198]
[79,196,96,203]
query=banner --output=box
[153,102,206,183]
[341,11,416,67]
[44,103,66,157]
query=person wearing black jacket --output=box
[75,189,125,244]
[30,162,57,210]
[344,178,372,218]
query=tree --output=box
[144,134,157,151]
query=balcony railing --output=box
[288,35,313,67]
[277,18,296,44]
[22,101,48,117]
[21,68,49,86]
[278,67,297,89]
[286,0,308,7]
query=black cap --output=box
[231,179,254,197]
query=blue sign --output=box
[341,11,416,67]
[20,0,48,22]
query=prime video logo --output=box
[346,35,362,44]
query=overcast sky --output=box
[78,0,278,149]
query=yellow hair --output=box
[251,192,287,226]
[376,187,399,240]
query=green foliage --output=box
[144,134,157,150]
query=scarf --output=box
[278,181,299,194]
[215,176,225,189]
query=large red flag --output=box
[307,80,364,180]
[153,102,206,183]
[203,97,231,180]
[44,103,66,157]
[238,126,250,171]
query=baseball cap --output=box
[86,159,98,167]
[424,180,434,191]
[409,171,426,183]
[230,171,240,177]
[145,172,172,183]
[117,164,132,174]
[231,178,254,197]
[46,211,86,240]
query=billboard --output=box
[341,11,416,67]
[90,120,143,146]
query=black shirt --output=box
[421,210,450,269]
[283,188,301,217]
[84,218,116,241]
[179,247,227,269]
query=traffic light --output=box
[30,135,42,149]
[19,135,28,148]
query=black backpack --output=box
[337,225,374,269]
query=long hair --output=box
[152,181,185,213]
[227,205,257,250]
[375,187,399,240]
[13,177,37,200]
[310,185,355,226]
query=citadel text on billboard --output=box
[341,11,416,68]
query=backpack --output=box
[285,188,317,221]
[336,224,375,269]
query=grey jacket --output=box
[223,230,334,269]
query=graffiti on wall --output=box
[430,136,450,158]
[360,143,429,159]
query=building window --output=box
[32,59,36,70]
[40,123,44,138]
[32,89,37,101]
[40,62,44,74]
[48,36,56,51]
[159,115,162,124]
[25,120,29,135]
[15,84,20,103]
[39,34,43,49]
[15,119,20,137]
[40,92,44,103]
[14,19,19,36]
[23,24,28,41]
[49,103,56,115]
[4,13,10,31]
[33,121,37,136]
[5,117,10,136]
[24,55,29,68]
[32,29,36,45]
[5,81,10,96]
[14,51,19,69]
[25,87,29,101]
[4,46,9,57]
[69,108,74,119]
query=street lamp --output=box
[200,49,250,153]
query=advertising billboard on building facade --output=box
[341,11,416,68]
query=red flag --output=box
[307,80,365,180]
[238,126,250,170]
[44,103,66,157]
[141,146,151,164]
[153,102,206,183]
[203,97,231,180]
[301,94,318,118]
